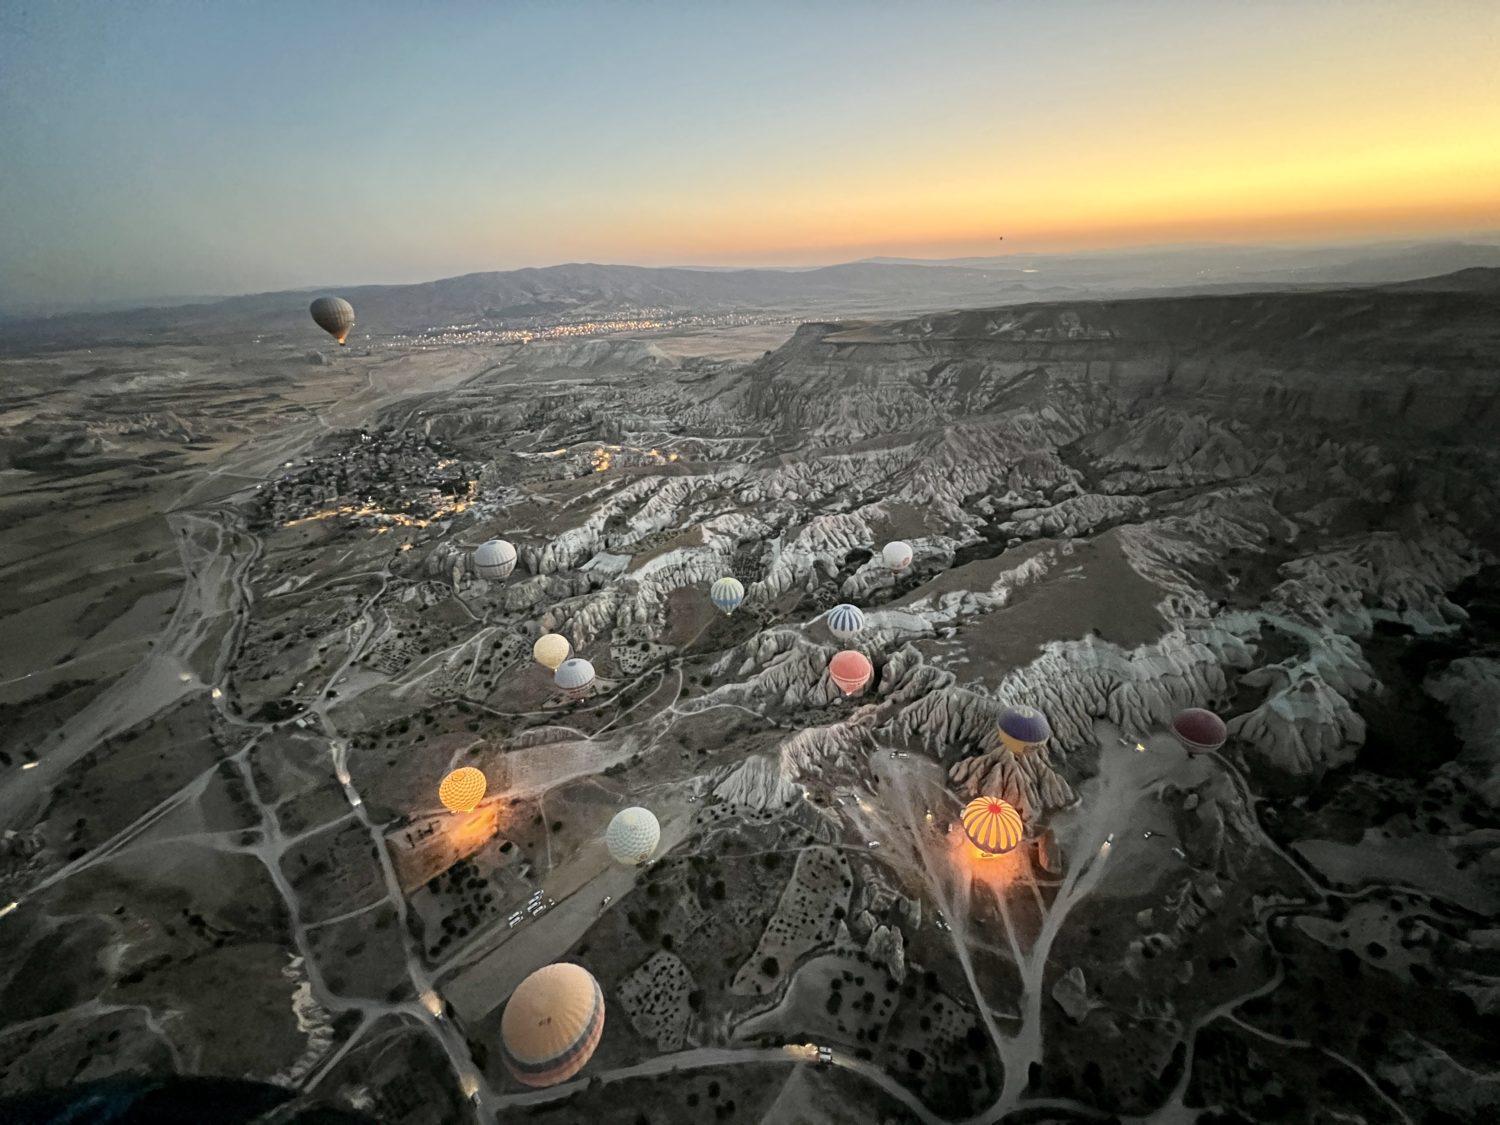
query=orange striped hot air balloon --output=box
[961,796,1024,857]
[439,767,487,813]
[502,963,606,1087]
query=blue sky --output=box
[2,0,1497,311]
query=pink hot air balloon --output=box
[829,650,873,696]
[1171,708,1228,753]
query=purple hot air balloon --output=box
[997,705,1051,754]
[1171,708,1228,753]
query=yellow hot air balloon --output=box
[961,796,1024,856]
[533,633,570,671]
[439,767,487,813]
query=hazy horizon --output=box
[6,229,1500,319]
[3,0,1498,312]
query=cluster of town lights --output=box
[281,480,478,530]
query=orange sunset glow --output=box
[4,1,1498,309]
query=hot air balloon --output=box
[473,539,518,580]
[824,603,865,640]
[554,658,596,699]
[998,705,1051,756]
[710,576,745,614]
[309,296,355,345]
[829,650,873,696]
[604,807,660,865]
[501,963,605,1088]
[533,633,570,671]
[1171,708,1227,753]
[961,796,1024,856]
[439,767,487,813]
[882,541,913,572]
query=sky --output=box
[2,0,1498,311]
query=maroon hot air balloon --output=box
[1171,708,1228,753]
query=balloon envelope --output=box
[825,603,865,639]
[1171,708,1228,752]
[605,807,660,865]
[998,705,1051,754]
[533,633,570,671]
[829,649,873,696]
[501,963,605,1088]
[439,767,487,813]
[882,541,913,571]
[961,796,1024,855]
[309,296,355,345]
[554,658,596,697]
[473,539,518,580]
[710,576,745,614]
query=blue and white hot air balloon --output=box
[710,576,745,615]
[824,603,865,640]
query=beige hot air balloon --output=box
[309,296,355,345]
[501,963,605,1087]
[533,633,570,671]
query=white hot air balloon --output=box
[710,576,745,614]
[554,658,596,699]
[604,807,660,865]
[824,603,865,639]
[473,538,518,580]
[881,541,913,572]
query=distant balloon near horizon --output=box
[309,296,355,345]
[829,649,874,696]
[604,807,660,866]
[473,538,518,580]
[710,576,745,614]
[532,633,570,671]
[438,766,487,813]
[1171,708,1228,753]
[554,657,596,699]
[882,541,913,572]
[824,603,865,640]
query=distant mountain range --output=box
[5,239,1499,352]
[861,238,1500,284]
